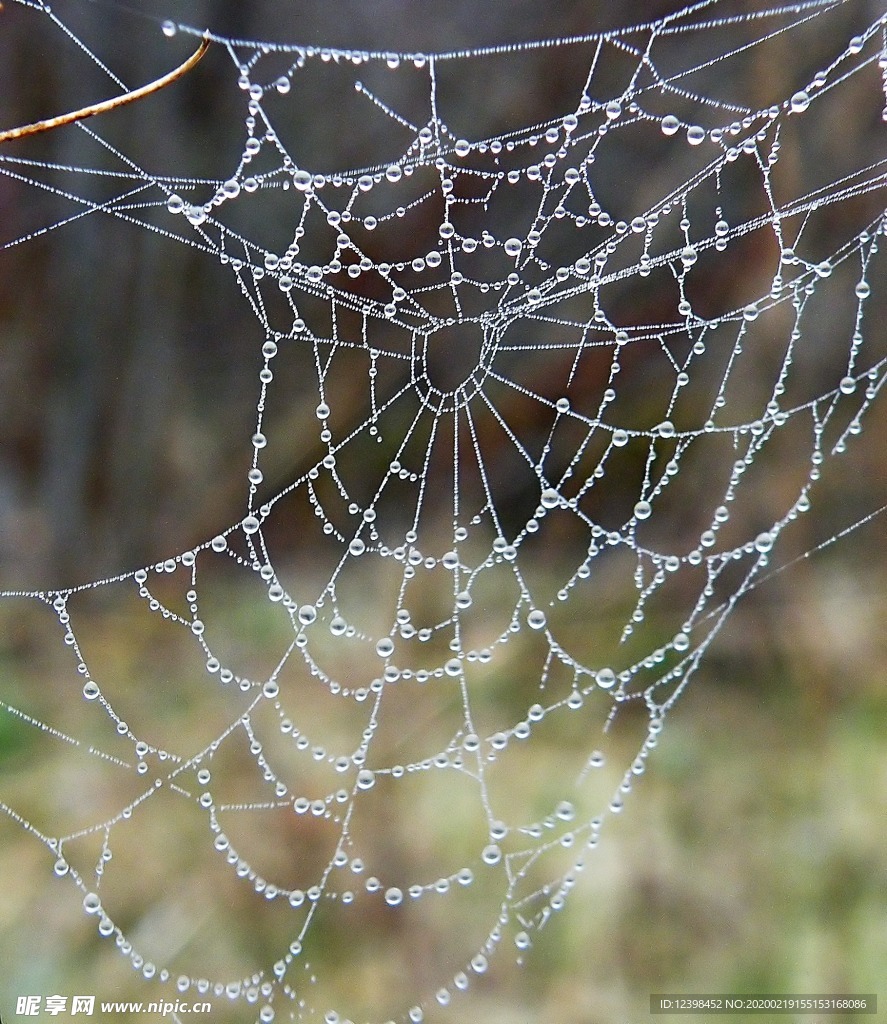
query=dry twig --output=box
[0,35,209,143]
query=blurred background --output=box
[0,0,885,1021]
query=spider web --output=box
[1,0,885,1021]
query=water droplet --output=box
[661,114,680,136]
[384,887,403,906]
[839,376,856,395]
[243,515,260,535]
[540,488,560,509]
[357,769,375,790]
[504,237,522,257]
[687,125,706,145]
[161,19,177,37]
[482,844,501,865]
[376,637,394,658]
[634,500,652,520]
[298,605,317,626]
[556,800,575,821]
[471,953,489,973]
[166,194,184,214]
[527,609,546,630]
[349,537,366,556]
[186,204,207,226]
[754,531,774,553]
[597,667,616,689]
[612,429,629,447]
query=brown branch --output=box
[0,36,209,144]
